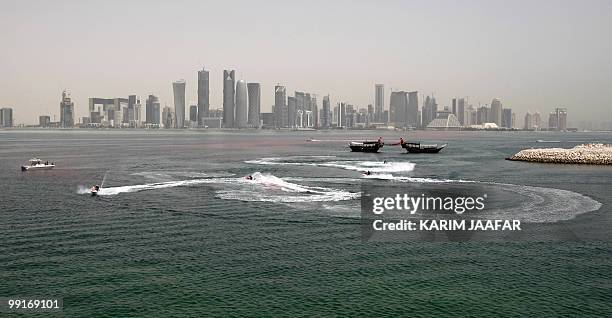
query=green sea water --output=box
[1,130,610,317]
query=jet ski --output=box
[245,175,254,180]
[90,185,100,196]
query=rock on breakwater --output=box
[507,143,612,165]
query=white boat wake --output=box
[247,157,415,173]
[77,171,358,203]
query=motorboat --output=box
[21,158,55,171]
[402,142,447,153]
[90,185,100,196]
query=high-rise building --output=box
[457,98,466,126]
[287,96,297,128]
[247,83,261,127]
[162,106,175,129]
[337,102,346,127]
[172,80,186,128]
[533,112,541,130]
[390,91,408,127]
[408,91,419,128]
[501,108,513,128]
[189,105,198,123]
[145,95,161,125]
[133,97,142,127]
[235,80,248,128]
[39,115,51,127]
[0,108,14,127]
[321,95,331,129]
[311,95,318,128]
[524,112,533,130]
[375,84,384,122]
[60,90,74,128]
[274,85,286,128]
[197,68,210,126]
[477,105,489,124]
[490,98,502,126]
[422,95,438,127]
[223,70,236,128]
[452,98,457,116]
[556,108,567,131]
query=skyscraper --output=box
[490,98,502,126]
[223,70,236,128]
[145,95,161,125]
[287,96,296,128]
[197,68,210,126]
[172,79,186,128]
[408,91,419,127]
[556,108,567,131]
[375,84,384,122]
[0,107,13,127]
[311,95,318,128]
[452,98,457,116]
[59,90,74,128]
[524,112,533,130]
[390,91,408,127]
[190,105,198,123]
[274,85,286,128]
[321,95,331,129]
[533,112,541,129]
[162,106,175,129]
[235,80,248,128]
[247,83,261,127]
[457,98,466,126]
[501,108,513,128]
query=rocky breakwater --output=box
[507,143,612,165]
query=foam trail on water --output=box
[76,185,91,194]
[482,183,602,223]
[247,157,415,173]
[321,161,415,173]
[221,172,359,202]
[361,173,473,183]
[96,179,218,196]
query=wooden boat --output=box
[402,142,446,153]
[349,141,383,153]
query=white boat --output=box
[21,158,55,171]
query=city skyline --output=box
[1,0,611,125]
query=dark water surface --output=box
[1,130,611,317]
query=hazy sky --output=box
[1,0,611,125]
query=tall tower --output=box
[375,84,384,122]
[235,80,248,128]
[407,91,418,128]
[59,90,74,128]
[247,83,261,127]
[321,95,331,129]
[223,70,236,128]
[287,96,297,128]
[172,79,186,128]
[146,95,161,125]
[457,98,466,126]
[390,91,408,127]
[274,85,286,128]
[197,68,210,126]
[490,98,502,126]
